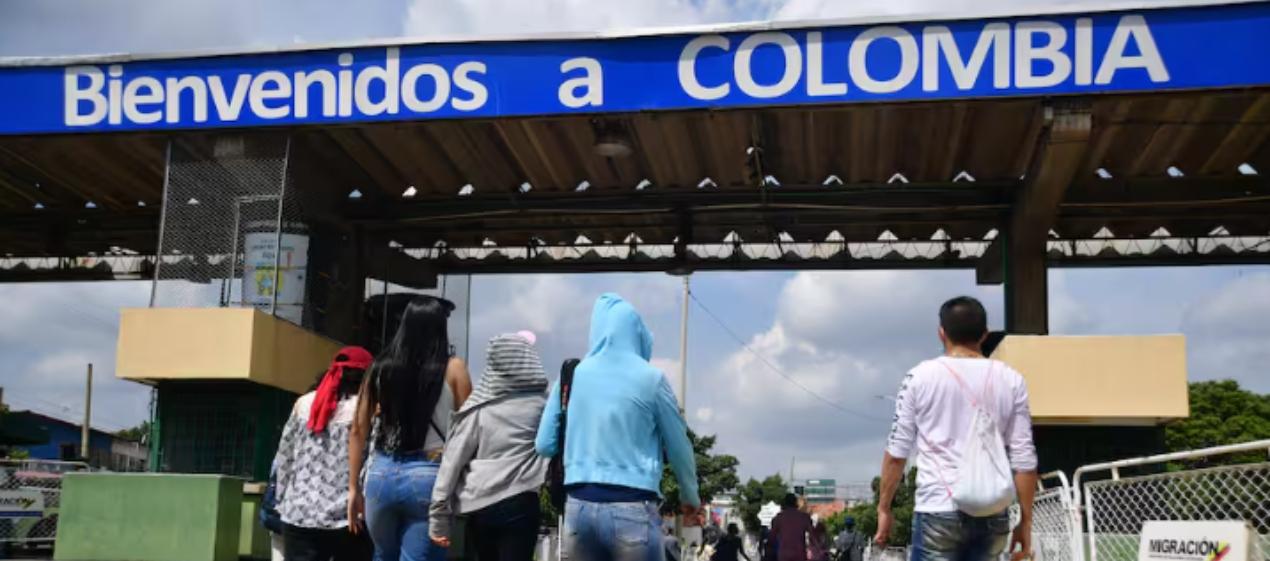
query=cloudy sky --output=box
[1,0,1267,487]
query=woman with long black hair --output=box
[347,296,472,561]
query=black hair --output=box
[782,493,799,509]
[370,296,454,452]
[727,523,739,535]
[939,296,988,345]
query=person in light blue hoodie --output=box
[536,293,700,561]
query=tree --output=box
[661,430,740,513]
[116,421,151,443]
[1165,380,1269,467]
[0,403,32,459]
[736,474,788,531]
[825,468,918,546]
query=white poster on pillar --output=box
[242,231,309,325]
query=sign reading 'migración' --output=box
[1139,521,1253,561]
[1,2,1268,135]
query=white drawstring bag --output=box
[943,360,1017,516]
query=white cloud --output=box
[1048,271,1097,335]
[470,274,593,337]
[3,348,150,434]
[403,0,776,38]
[694,406,715,422]
[466,273,685,384]
[689,270,1002,484]
[0,282,152,432]
[652,357,685,403]
[771,0,1221,23]
[2,0,1244,60]
[1180,272,1270,392]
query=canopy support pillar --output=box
[996,105,1092,334]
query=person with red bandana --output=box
[272,346,376,561]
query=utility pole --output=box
[675,274,691,549]
[81,364,93,461]
[678,275,690,413]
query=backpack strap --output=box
[937,359,978,408]
[936,358,1000,413]
[919,359,1002,499]
[560,363,576,413]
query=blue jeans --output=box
[364,453,445,561]
[562,497,663,561]
[910,511,1011,561]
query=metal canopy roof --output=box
[1,89,1268,279]
[1,0,1269,279]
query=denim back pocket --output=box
[918,512,964,552]
[610,504,653,547]
[985,513,1012,535]
[363,471,388,504]
[563,501,582,537]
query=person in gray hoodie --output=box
[429,331,549,561]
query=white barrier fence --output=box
[0,460,88,547]
[1032,471,1079,561]
[866,544,911,561]
[1009,439,1270,561]
[1073,440,1270,561]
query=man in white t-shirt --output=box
[875,296,1038,561]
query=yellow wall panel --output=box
[116,308,256,381]
[249,311,345,393]
[117,308,344,394]
[992,335,1190,425]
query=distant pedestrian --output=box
[536,293,701,561]
[272,346,375,561]
[429,332,550,561]
[875,296,1038,561]
[769,494,811,561]
[711,524,751,561]
[701,524,724,558]
[758,528,775,561]
[664,526,683,561]
[809,521,830,561]
[348,296,473,561]
[833,517,863,561]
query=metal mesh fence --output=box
[1084,462,1270,561]
[153,381,293,481]
[865,545,910,561]
[1033,475,1078,561]
[0,460,87,545]
[152,134,314,327]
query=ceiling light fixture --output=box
[592,119,633,158]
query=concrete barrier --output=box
[54,473,243,561]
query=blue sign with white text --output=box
[1,2,1268,135]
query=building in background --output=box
[801,479,837,504]
[7,411,148,471]
[110,439,148,472]
[709,492,739,529]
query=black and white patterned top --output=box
[273,392,358,529]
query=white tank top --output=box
[424,380,455,452]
